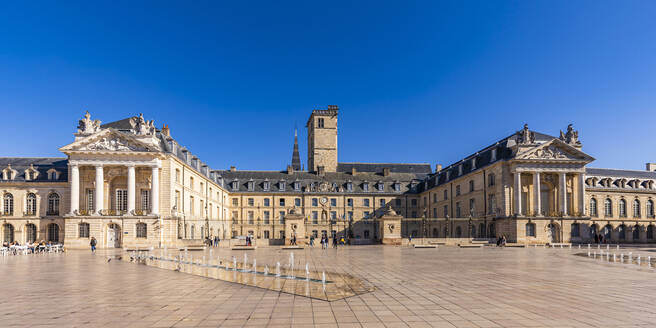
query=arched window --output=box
[604,198,612,216]
[26,193,37,215]
[47,193,60,215]
[619,199,627,217]
[648,200,654,218]
[3,223,14,243]
[526,223,536,237]
[618,224,626,240]
[632,225,640,241]
[25,224,37,243]
[47,223,59,243]
[603,224,612,240]
[455,226,462,238]
[648,225,655,240]
[590,224,598,238]
[3,193,14,215]
[589,198,598,217]
[79,223,90,238]
[136,222,147,238]
[571,223,580,238]
[633,199,641,218]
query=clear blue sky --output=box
[1,1,655,171]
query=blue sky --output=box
[1,1,655,171]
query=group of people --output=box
[2,240,61,255]
[308,234,347,249]
[204,236,221,247]
[593,233,607,244]
[496,235,507,247]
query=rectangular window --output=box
[456,202,461,217]
[312,198,318,206]
[378,183,384,191]
[295,198,301,206]
[348,211,353,220]
[456,185,461,196]
[189,196,194,215]
[136,223,147,238]
[364,211,370,219]
[412,211,417,218]
[444,190,448,200]
[248,198,254,206]
[411,199,417,206]
[380,199,385,207]
[312,211,318,224]
[363,199,370,207]
[363,183,369,192]
[330,211,337,221]
[394,183,400,192]
[248,211,254,224]
[116,189,128,212]
[263,198,270,207]
[443,205,448,217]
[395,199,401,206]
[279,211,285,224]
[294,182,300,191]
[175,190,181,210]
[200,200,204,217]
[79,223,90,238]
[469,180,474,192]
[469,199,475,216]
[232,211,238,223]
[86,189,94,211]
[347,182,353,192]
[263,181,270,191]
[279,198,285,206]
[175,169,180,183]
[263,230,270,239]
[318,117,324,128]
[330,198,337,206]
[347,198,353,207]
[263,211,270,224]
[280,181,286,191]
[189,177,194,190]
[488,194,496,214]
[232,198,238,206]
[141,190,150,211]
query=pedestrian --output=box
[332,235,338,248]
[309,235,315,247]
[90,237,97,254]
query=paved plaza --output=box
[2,245,656,328]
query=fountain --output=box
[202,256,206,267]
[276,262,281,277]
[253,259,257,273]
[587,244,590,249]
[306,263,310,281]
[289,252,295,279]
[233,256,237,271]
[244,254,248,272]
[621,253,624,262]
[587,250,591,257]
[613,253,617,262]
[649,256,652,268]
[209,249,213,258]
[638,256,641,266]
[617,245,620,250]
[264,265,269,276]
[322,271,326,284]
[597,244,600,249]
[629,252,633,263]
[606,244,609,250]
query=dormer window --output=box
[458,165,463,176]
[25,165,39,181]
[393,182,400,192]
[471,158,476,170]
[247,180,254,191]
[346,181,353,192]
[231,181,239,191]
[363,182,369,192]
[280,181,286,191]
[377,182,384,191]
[263,180,270,191]
[3,165,17,180]
[491,148,497,161]
[294,181,300,191]
[47,169,59,180]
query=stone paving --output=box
[2,245,656,327]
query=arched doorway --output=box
[546,223,560,243]
[488,223,495,238]
[3,223,14,243]
[432,228,438,237]
[25,224,37,243]
[107,223,121,248]
[603,224,612,241]
[47,223,60,243]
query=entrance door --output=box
[547,223,560,243]
[107,224,121,248]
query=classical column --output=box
[559,172,568,216]
[578,173,585,216]
[127,165,136,215]
[533,172,541,216]
[70,164,79,214]
[514,172,522,215]
[94,165,104,215]
[151,167,160,215]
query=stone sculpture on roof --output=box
[517,123,535,145]
[559,124,582,148]
[135,113,156,136]
[77,111,101,135]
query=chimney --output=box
[287,165,294,175]
[161,124,170,137]
[647,163,656,172]
[318,166,325,177]
[230,166,236,172]
[383,167,390,177]
[435,164,442,172]
[351,167,357,175]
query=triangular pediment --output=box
[59,129,158,153]
[515,139,594,162]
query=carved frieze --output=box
[81,137,149,152]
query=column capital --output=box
[94,164,104,168]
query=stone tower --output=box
[306,106,338,173]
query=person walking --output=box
[90,237,97,254]
[332,235,338,248]
[309,235,315,247]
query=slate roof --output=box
[0,157,68,182]
[421,130,558,192]
[586,168,656,180]
[337,163,432,174]
[215,170,424,194]
[100,117,137,131]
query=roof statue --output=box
[517,123,535,145]
[77,111,101,135]
[559,124,582,148]
[135,113,156,136]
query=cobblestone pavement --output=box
[2,245,656,327]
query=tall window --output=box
[248,211,254,224]
[469,199,475,216]
[189,177,194,190]
[136,223,147,238]
[571,223,580,237]
[443,205,448,217]
[79,223,90,238]
[26,193,37,215]
[456,202,461,217]
[469,180,474,192]
[443,190,448,200]
[456,185,461,196]
[618,224,626,240]
[25,224,37,243]
[116,189,128,212]
[263,230,270,239]
[347,198,353,206]
[279,198,285,206]
[3,224,14,243]
[363,199,370,207]
[648,200,654,218]
[86,189,94,211]
[48,193,60,215]
[380,199,385,208]
[3,193,13,215]
[526,223,536,237]
[279,211,285,224]
[295,198,301,206]
[619,199,627,217]
[589,198,598,217]
[604,198,612,216]
[175,169,180,183]
[263,211,270,224]
[189,196,195,215]
[141,190,150,211]
[263,198,270,207]
[488,194,496,215]
[317,118,324,128]
[488,174,495,187]
[633,199,641,218]
[312,211,318,224]
[312,198,318,206]
[175,190,181,210]
[363,183,369,192]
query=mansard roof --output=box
[586,168,656,180]
[0,157,68,182]
[337,162,432,175]
[216,169,424,194]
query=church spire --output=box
[291,128,301,171]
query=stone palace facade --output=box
[2,108,656,249]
